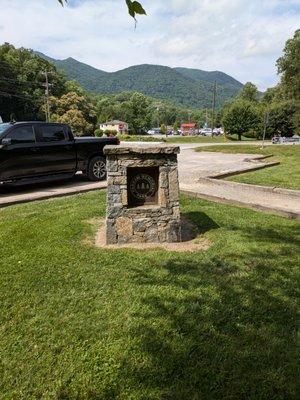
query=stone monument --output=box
[104,144,181,244]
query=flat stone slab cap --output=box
[104,144,180,155]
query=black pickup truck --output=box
[0,122,119,185]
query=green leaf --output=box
[126,0,146,20]
[57,1,146,20]
[126,0,135,18]
[131,1,147,15]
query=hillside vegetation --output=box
[36,52,243,109]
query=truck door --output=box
[0,124,42,181]
[37,124,77,174]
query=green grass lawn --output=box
[196,145,300,190]
[117,134,257,144]
[167,135,227,144]
[0,192,299,400]
[167,134,258,144]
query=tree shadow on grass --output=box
[183,211,220,235]
[241,225,300,247]
[117,222,299,400]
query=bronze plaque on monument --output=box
[128,167,159,207]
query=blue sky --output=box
[0,0,299,90]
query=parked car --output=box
[147,128,161,135]
[0,122,119,186]
[272,134,300,145]
[272,135,282,144]
[213,128,222,136]
[200,128,213,136]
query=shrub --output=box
[94,128,103,137]
[104,129,118,137]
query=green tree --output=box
[64,80,86,96]
[55,109,94,135]
[238,82,259,102]
[123,92,151,134]
[0,43,66,121]
[266,101,299,137]
[50,91,97,135]
[277,29,300,100]
[261,86,285,104]
[222,100,261,140]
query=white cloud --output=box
[0,0,299,90]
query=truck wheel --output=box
[87,156,107,181]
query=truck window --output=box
[7,126,35,144]
[41,125,66,142]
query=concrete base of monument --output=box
[94,216,212,252]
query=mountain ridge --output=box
[34,51,243,109]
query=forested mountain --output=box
[174,67,243,87]
[36,52,243,109]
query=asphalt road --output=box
[0,141,277,208]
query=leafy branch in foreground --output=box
[57,0,146,21]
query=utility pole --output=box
[42,71,51,122]
[261,110,269,149]
[211,81,217,133]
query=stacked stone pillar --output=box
[104,145,181,244]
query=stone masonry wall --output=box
[104,145,181,244]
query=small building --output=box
[100,120,128,134]
[181,123,196,136]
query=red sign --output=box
[181,123,196,128]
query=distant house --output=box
[181,123,196,136]
[100,120,128,134]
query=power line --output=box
[0,90,35,101]
[0,76,45,88]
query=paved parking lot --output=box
[178,145,272,186]
[0,143,274,208]
[0,175,106,207]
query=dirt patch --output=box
[93,216,212,252]
[83,217,104,246]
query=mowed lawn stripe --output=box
[0,191,299,399]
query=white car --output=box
[147,128,161,135]
[213,128,222,136]
[200,128,213,136]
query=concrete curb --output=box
[196,178,300,199]
[180,189,300,220]
[2,176,300,221]
[0,183,106,208]
[204,160,280,179]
